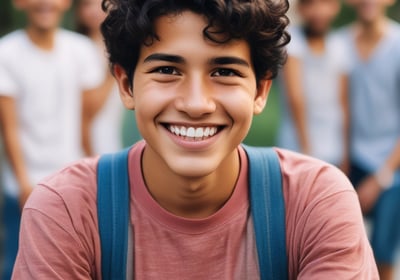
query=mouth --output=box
[34,5,55,15]
[163,124,224,141]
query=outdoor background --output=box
[0,0,399,148]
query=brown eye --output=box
[212,68,239,77]
[154,66,179,75]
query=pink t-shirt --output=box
[12,142,378,279]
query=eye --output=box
[212,68,241,77]
[152,66,180,75]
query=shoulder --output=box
[275,149,378,278]
[287,25,307,57]
[333,25,354,48]
[25,156,100,227]
[387,21,400,48]
[327,31,352,71]
[57,29,98,54]
[288,25,303,41]
[58,29,92,44]
[0,30,25,58]
[275,148,356,210]
[388,20,400,35]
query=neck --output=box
[26,25,57,51]
[303,27,326,54]
[142,147,241,219]
[356,16,387,38]
[307,36,325,55]
[89,30,103,45]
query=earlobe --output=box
[254,79,272,115]
[114,65,135,110]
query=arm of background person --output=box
[356,139,400,213]
[282,56,311,154]
[339,74,350,174]
[0,96,33,208]
[81,72,115,156]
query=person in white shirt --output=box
[278,0,350,171]
[0,0,102,277]
[75,0,141,155]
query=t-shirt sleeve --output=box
[332,33,352,74]
[0,54,19,97]
[278,149,379,279]
[77,39,104,91]
[286,26,306,59]
[12,185,96,280]
[296,189,378,279]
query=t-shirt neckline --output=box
[129,141,249,234]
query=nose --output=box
[174,75,217,118]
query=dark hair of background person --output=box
[100,0,291,87]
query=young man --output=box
[278,0,350,171]
[0,0,102,278]
[12,0,378,279]
[340,0,400,278]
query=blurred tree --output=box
[0,0,16,35]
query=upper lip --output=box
[161,122,226,128]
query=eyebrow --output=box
[143,53,185,64]
[209,56,250,67]
[143,53,250,67]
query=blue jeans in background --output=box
[1,193,20,280]
[350,164,400,265]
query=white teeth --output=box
[168,125,219,139]
[187,127,195,137]
[204,127,210,137]
[195,128,203,138]
[210,127,215,136]
[180,126,187,136]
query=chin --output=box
[166,158,221,179]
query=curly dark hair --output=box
[101,0,290,85]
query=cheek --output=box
[133,83,173,129]
[216,87,256,125]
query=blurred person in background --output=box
[0,0,102,277]
[75,0,127,155]
[278,0,350,171]
[340,0,400,278]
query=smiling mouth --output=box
[164,124,223,141]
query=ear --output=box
[253,79,272,115]
[114,64,135,110]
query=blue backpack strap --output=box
[243,145,288,280]
[97,147,131,280]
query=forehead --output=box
[138,11,252,63]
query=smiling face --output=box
[115,11,271,179]
[14,0,70,32]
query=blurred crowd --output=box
[0,0,399,279]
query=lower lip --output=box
[163,126,223,151]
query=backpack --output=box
[97,145,288,280]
